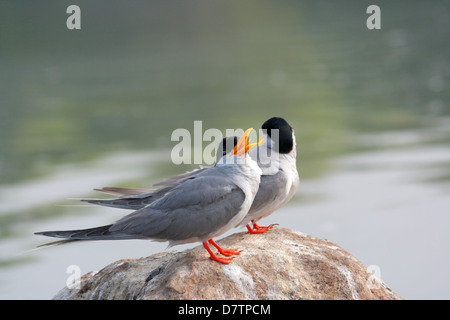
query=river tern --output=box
[35,129,262,264]
[239,117,299,233]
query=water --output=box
[0,1,449,299]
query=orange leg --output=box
[202,241,233,264]
[208,239,240,256]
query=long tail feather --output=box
[80,198,152,210]
[81,186,174,210]
[80,186,159,210]
[94,187,153,197]
[35,224,116,240]
[36,238,81,248]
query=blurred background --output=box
[0,0,449,299]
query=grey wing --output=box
[109,175,245,241]
[82,168,208,210]
[81,136,233,211]
[152,167,208,188]
[248,171,288,214]
[82,186,174,210]
[94,187,154,197]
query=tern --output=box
[35,129,262,264]
[239,117,299,234]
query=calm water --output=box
[0,1,449,299]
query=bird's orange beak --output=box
[231,128,264,156]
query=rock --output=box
[53,228,402,300]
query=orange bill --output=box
[231,128,264,156]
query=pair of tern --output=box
[35,117,299,264]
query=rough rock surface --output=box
[53,228,401,300]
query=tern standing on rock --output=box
[239,117,299,233]
[35,129,262,264]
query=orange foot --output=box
[208,239,241,257]
[246,221,278,234]
[203,239,240,264]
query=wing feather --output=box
[109,175,245,241]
